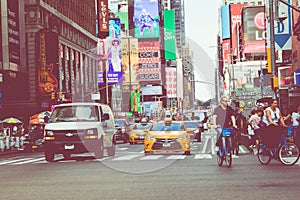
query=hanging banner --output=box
[164,10,176,60]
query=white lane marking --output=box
[166,155,186,160]
[140,155,163,160]
[194,154,212,159]
[11,157,45,165]
[112,155,141,161]
[0,158,33,165]
[232,155,239,159]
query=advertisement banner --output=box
[164,10,176,60]
[97,39,105,84]
[222,39,231,64]
[98,0,109,38]
[106,19,122,84]
[221,5,230,39]
[134,0,160,38]
[165,67,177,98]
[230,4,247,57]
[138,41,161,82]
[7,0,20,66]
[121,38,138,91]
[242,6,266,54]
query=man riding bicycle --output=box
[212,96,237,150]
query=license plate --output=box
[64,144,74,150]
[163,143,170,147]
[139,136,144,139]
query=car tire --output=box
[94,137,104,159]
[107,143,116,157]
[45,151,55,162]
[144,151,153,155]
[184,150,191,155]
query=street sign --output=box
[274,0,292,50]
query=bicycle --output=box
[216,128,233,167]
[257,126,300,166]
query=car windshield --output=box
[50,105,99,122]
[183,121,198,128]
[134,123,151,130]
[115,120,126,126]
[186,111,206,121]
[150,122,185,131]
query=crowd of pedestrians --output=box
[212,96,300,155]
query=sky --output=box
[184,0,222,101]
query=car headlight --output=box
[121,128,125,133]
[45,130,54,136]
[87,129,95,135]
[146,136,156,141]
[178,135,188,141]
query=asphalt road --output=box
[1,132,300,200]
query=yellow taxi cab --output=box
[144,120,190,155]
[182,121,202,142]
[129,120,152,144]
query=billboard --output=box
[133,0,160,38]
[138,41,161,82]
[97,0,109,38]
[221,5,230,39]
[164,10,176,60]
[230,4,247,57]
[7,0,20,67]
[242,6,266,54]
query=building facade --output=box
[0,0,98,120]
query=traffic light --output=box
[51,92,56,100]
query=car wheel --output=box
[45,151,55,162]
[94,137,104,159]
[107,143,116,157]
[184,150,191,155]
[144,151,153,155]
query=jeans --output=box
[215,125,223,147]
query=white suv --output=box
[43,102,116,162]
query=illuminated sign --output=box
[98,0,109,38]
[133,0,160,38]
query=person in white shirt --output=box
[261,99,286,149]
[291,106,300,127]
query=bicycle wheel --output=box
[217,149,223,166]
[257,146,271,165]
[225,144,232,167]
[278,142,300,166]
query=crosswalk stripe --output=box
[112,155,141,161]
[194,154,212,159]
[166,155,186,160]
[201,138,209,154]
[0,157,33,165]
[11,157,45,165]
[140,155,163,160]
